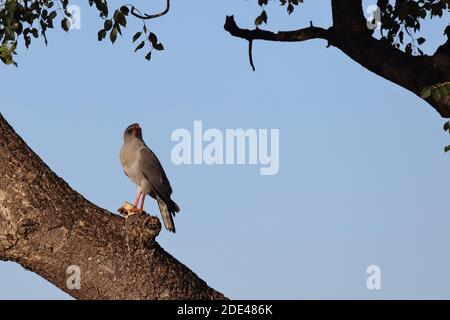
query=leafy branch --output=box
[421,82,450,103]
[0,0,170,66]
[96,4,164,62]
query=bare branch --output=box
[130,0,170,20]
[224,15,330,43]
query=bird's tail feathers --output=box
[157,196,176,233]
[170,199,180,214]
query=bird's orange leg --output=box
[138,194,146,213]
[131,191,142,212]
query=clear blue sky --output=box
[1,0,450,300]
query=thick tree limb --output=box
[331,0,369,34]
[436,26,450,55]
[224,2,450,118]
[0,114,225,300]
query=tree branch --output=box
[130,0,170,20]
[0,114,226,300]
[248,39,255,71]
[224,3,450,117]
[327,2,450,117]
[331,0,369,34]
[224,15,329,43]
[436,26,450,55]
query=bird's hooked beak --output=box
[125,123,143,140]
[132,124,142,137]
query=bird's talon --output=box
[117,202,141,217]
[131,207,142,213]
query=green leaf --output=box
[132,31,142,43]
[443,121,450,132]
[431,88,442,102]
[95,0,108,17]
[417,37,426,45]
[98,29,107,41]
[44,0,54,8]
[104,19,113,31]
[135,41,145,52]
[153,42,164,51]
[24,35,31,48]
[61,18,70,32]
[114,10,127,27]
[145,51,152,61]
[0,45,7,55]
[110,27,118,44]
[31,28,39,38]
[120,6,130,15]
[439,85,449,97]
[255,10,268,26]
[287,3,294,14]
[420,86,432,99]
[10,42,17,55]
[405,43,412,55]
[149,32,158,46]
[444,145,450,153]
[48,11,57,20]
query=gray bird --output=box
[120,123,180,233]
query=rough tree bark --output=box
[0,114,226,300]
[224,0,450,117]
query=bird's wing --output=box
[138,145,173,200]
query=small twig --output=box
[248,39,255,72]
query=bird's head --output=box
[124,123,143,140]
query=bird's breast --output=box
[120,142,144,187]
